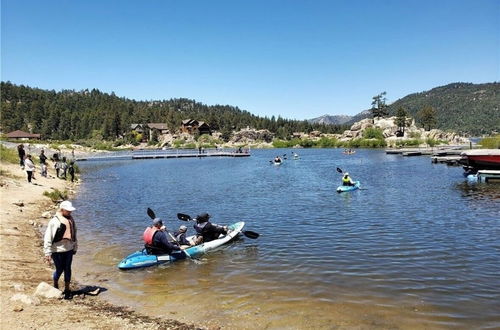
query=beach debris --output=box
[33,282,63,299]
[12,305,23,312]
[13,202,24,207]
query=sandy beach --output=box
[0,157,203,329]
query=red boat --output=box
[460,149,500,170]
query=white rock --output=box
[11,293,40,305]
[12,283,25,291]
[33,282,63,299]
[41,211,52,218]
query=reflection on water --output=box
[74,149,500,329]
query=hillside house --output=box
[180,119,211,135]
[130,123,170,141]
[5,130,41,140]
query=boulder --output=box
[231,129,274,143]
[33,282,63,299]
[10,293,40,305]
[350,118,373,131]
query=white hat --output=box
[60,200,76,211]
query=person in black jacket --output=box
[193,213,228,245]
[150,218,182,255]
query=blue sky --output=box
[1,0,499,119]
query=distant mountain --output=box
[309,82,500,135]
[308,114,352,125]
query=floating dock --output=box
[76,149,250,161]
[467,170,500,183]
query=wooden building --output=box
[180,119,211,135]
[5,130,41,140]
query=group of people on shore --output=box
[143,212,229,257]
[17,144,76,183]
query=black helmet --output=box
[196,212,210,222]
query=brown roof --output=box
[148,123,169,130]
[5,130,41,138]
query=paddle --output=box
[177,213,260,239]
[147,208,192,258]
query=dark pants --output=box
[27,171,33,183]
[52,250,74,283]
[19,158,24,167]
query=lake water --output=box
[73,149,500,329]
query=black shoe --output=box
[63,290,72,300]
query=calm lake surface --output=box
[73,149,500,329]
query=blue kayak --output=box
[336,181,361,193]
[118,221,245,270]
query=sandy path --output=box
[0,159,204,330]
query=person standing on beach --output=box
[24,154,36,183]
[39,150,48,177]
[17,144,25,169]
[43,201,78,300]
[61,157,68,179]
[55,159,61,178]
[68,161,75,182]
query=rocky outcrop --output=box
[341,116,469,145]
[230,129,274,144]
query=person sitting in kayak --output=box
[342,172,355,186]
[193,212,228,245]
[174,225,194,248]
[274,156,282,163]
[143,218,182,255]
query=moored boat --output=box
[460,149,500,170]
[118,221,245,270]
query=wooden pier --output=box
[76,148,250,161]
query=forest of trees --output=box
[0,82,348,141]
[385,82,500,136]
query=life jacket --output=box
[52,213,76,243]
[342,176,351,185]
[143,226,158,245]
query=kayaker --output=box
[342,172,355,186]
[43,200,78,300]
[193,212,228,245]
[274,156,282,163]
[143,218,182,255]
[174,225,194,248]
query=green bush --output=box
[409,132,421,139]
[315,137,339,148]
[0,145,19,164]
[363,128,385,140]
[396,139,423,147]
[43,188,69,202]
[479,135,500,149]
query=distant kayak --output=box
[337,181,361,193]
[118,221,245,270]
[273,161,282,166]
[343,151,356,155]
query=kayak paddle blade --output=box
[242,230,259,239]
[147,208,156,219]
[177,213,192,221]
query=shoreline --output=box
[0,159,204,329]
